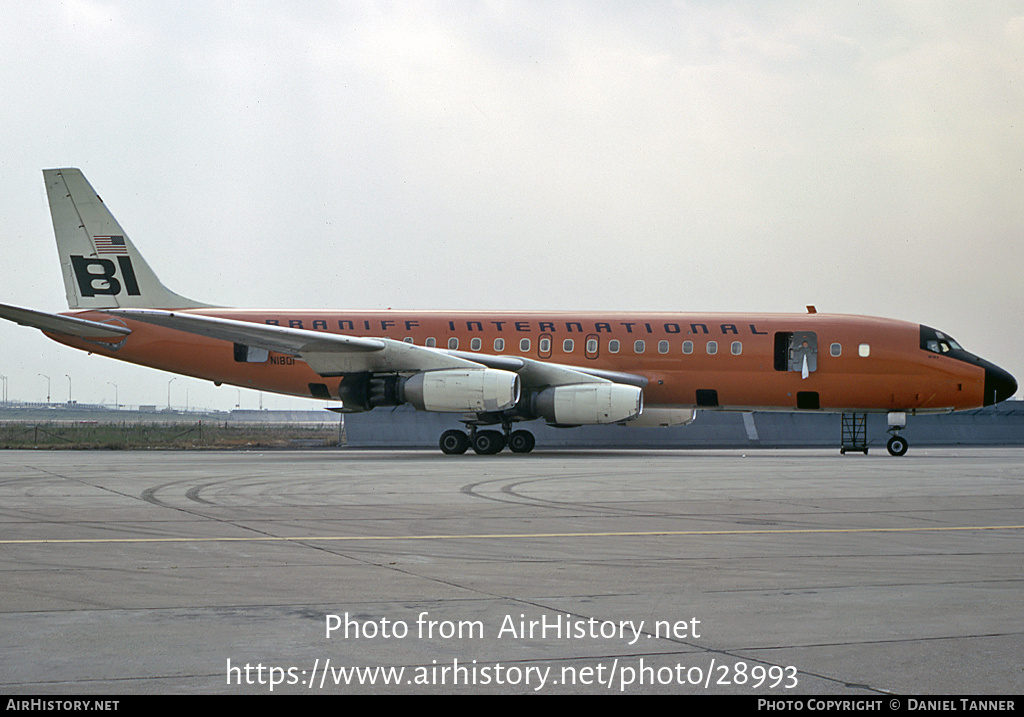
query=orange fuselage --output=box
[49,310,986,414]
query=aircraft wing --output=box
[108,309,645,389]
[0,302,131,341]
[108,309,488,374]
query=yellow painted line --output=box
[3,525,1024,545]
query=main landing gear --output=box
[439,423,536,455]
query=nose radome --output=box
[984,363,1017,406]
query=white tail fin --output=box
[44,168,210,310]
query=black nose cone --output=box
[984,363,1017,406]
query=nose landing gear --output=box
[886,433,908,457]
[886,412,908,457]
[840,411,910,456]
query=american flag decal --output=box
[93,235,127,254]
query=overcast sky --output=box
[1,1,1022,411]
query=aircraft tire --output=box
[508,430,536,454]
[472,430,506,455]
[439,429,469,455]
[887,435,908,457]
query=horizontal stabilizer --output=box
[0,303,131,340]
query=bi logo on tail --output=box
[70,251,141,297]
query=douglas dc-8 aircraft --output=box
[0,169,1016,455]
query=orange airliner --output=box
[0,169,1016,455]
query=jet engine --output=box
[532,383,642,425]
[401,368,521,413]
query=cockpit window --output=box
[921,326,965,355]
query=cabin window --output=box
[830,343,841,357]
[403,337,414,344]
[683,341,693,355]
[425,337,436,348]
[586,337,598,354]
[520,338,531,352]
[658,340,669,354]
[563,339,574,353]
[609,339,620,354]
[731,341,742,355]
[538,334,552,359]
[707,341,718,355]
[859,343,870,357]
[448,337,459,350]
[634,340,645,354]
[494,338,505,352]
[470,337,481,351]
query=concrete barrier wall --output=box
[2,401,1020,450]
[343,401,1024,449]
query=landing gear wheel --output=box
[887,435,908,457]
[507,430,536,454]
[439,429,469,455]
[472,430,506,455]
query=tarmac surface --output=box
[1,447,1022,695]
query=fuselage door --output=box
[775,331,818,375]
[789,331,818,375]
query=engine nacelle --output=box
[402,369,521,413]
[533,383,642,425]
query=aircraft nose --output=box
[984,362,1017,406]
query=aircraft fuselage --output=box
[48,309,1001,415]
